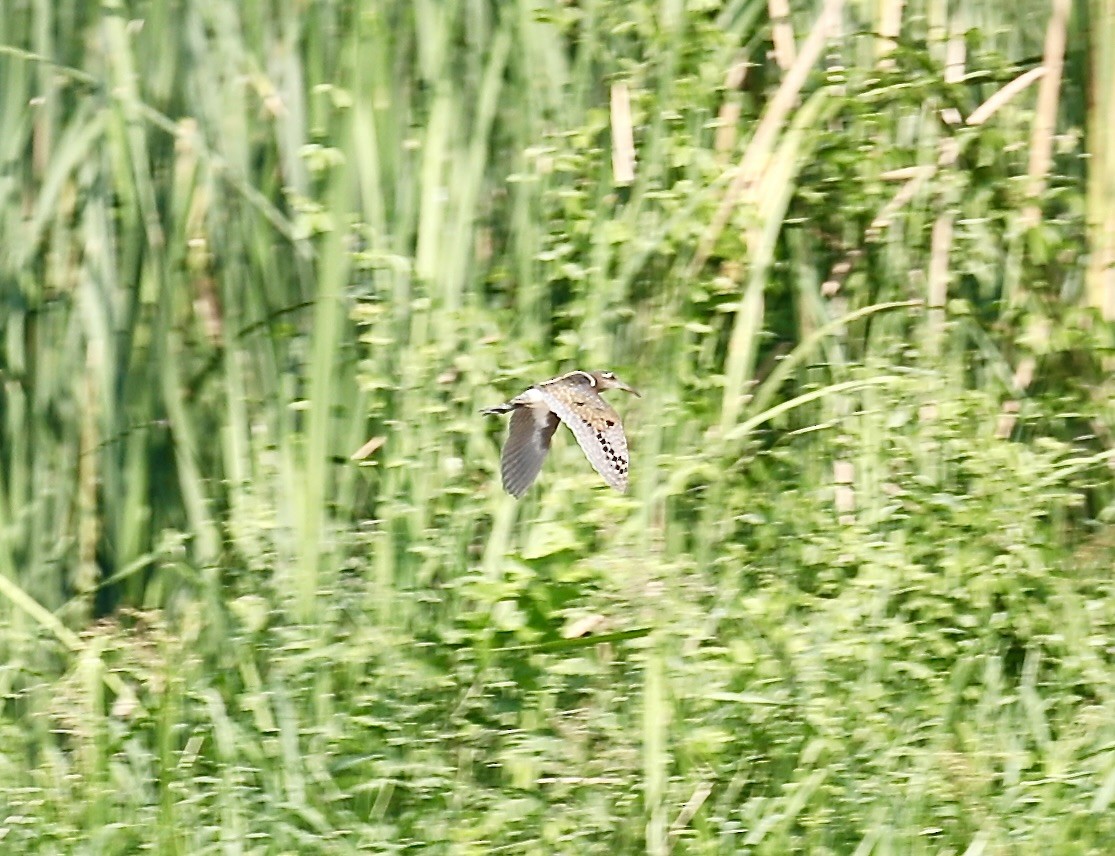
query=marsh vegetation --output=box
[1,0,1114,851]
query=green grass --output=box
[1,0,1114,852]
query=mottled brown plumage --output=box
[483,370,640,497]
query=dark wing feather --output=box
[500,407,560,497]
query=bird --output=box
[483,370,640,498]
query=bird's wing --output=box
[536,386,630,493]
[501,406,560,498]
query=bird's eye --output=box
[602,371,614,379]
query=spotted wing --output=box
[536,385,630,493]
[500,406,560,498]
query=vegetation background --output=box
[1,0,1114,852]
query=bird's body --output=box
[483,370,639,497]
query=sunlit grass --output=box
[0,0,1113,852]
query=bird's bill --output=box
[617,381,641,397]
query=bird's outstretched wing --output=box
[536,385,630,493]
[501,406,560,497]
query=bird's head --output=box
[592,370,640,397]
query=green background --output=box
[1,0,1114,852]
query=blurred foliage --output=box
[1,0,1114,852]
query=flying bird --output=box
[483,370,640,498]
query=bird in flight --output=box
[483,370,640,498]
